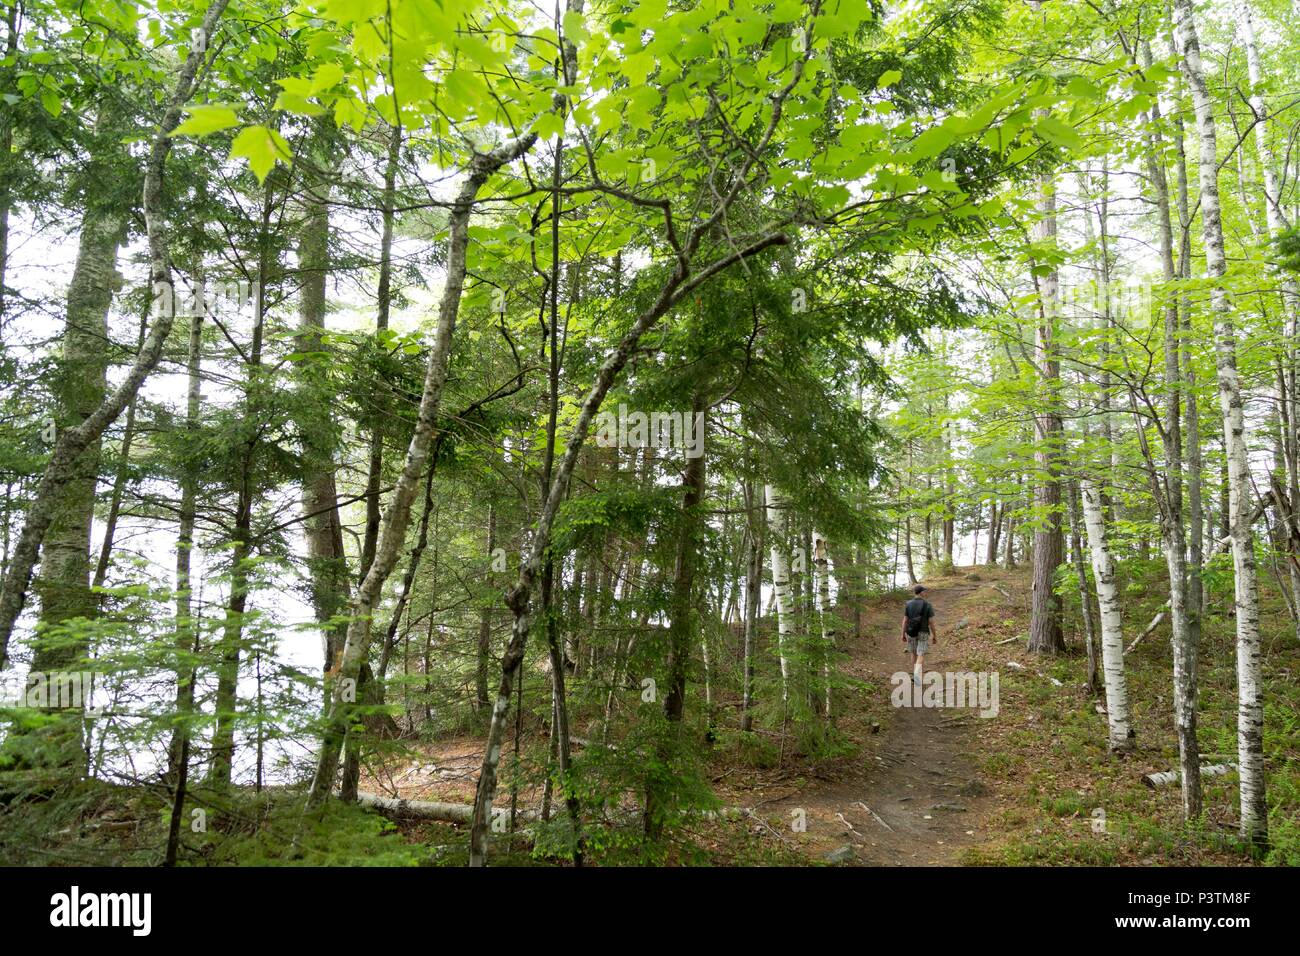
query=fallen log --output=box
[1141,763,1235,789]
[356,792,541,824]
[358,790,746,828]
[356,792,474,822]
[1124,609,1167,656]
[357,790,787,844]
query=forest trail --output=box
[370,569,1026,865]
[719,575,1011,865]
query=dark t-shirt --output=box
[904,597,934,635]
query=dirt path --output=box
[729,583,999,865]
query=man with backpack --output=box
[902,585,938,686]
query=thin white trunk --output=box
[1137,37,1203,818]
[1162,520,1202,807]
[1175,0,1268,847]
[1240,2,1293,239]
[765,484,792,703]
[1081,477,1132,751]
[813,530,835,718]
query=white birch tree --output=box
[1174,0,1268,847]
[765,484,793,704]
[1080,477,1132,751]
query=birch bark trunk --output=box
[476,503,496,711]
[1080,477,1133,751]
[813,531,836,719]
[765,484,793,703]
[1174,0,1268,847]
[163,298,204,866]
[1066,480,1099,695]
[1139,36,1203,818]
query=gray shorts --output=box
[906,633,930,656]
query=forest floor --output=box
[366,561,1296,866]
[361,569,1020,865]
[363,566,1038,864]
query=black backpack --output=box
[904,597,931,636]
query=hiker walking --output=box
[902,585,938,686]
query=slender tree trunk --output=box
[648,394,708,837]
[208,455,253,788]
[377,461,443,688]
[92,309,148,591]
[0,2,19,324]
[740,475,762,732]
[1093,158,1117,528]
[813,531,835,719]
[359,122,402,583]
[210,190,273,789]
[1175,0,1267,847]
[765,484,793,703]
[986,501,1000,564]
[941,417,955,565]
[1067,480,1099,695]
[1081,478,1132,751]
[1029,173,1065,654]
[903,514,917,585]
[1005,488,1017,568]
[165,298,204,784]
[476,503,497,712]
[923,499,933,566]
[1140,38,1203,818]
[665,402,708,725]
